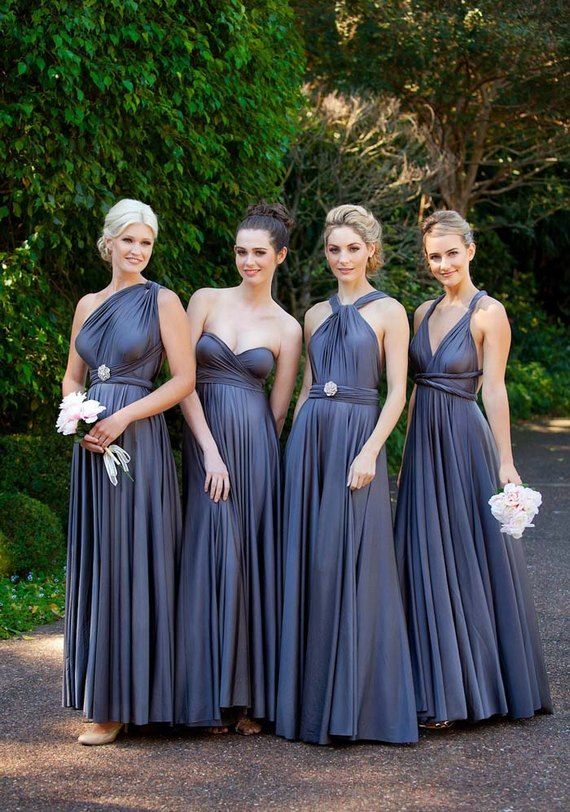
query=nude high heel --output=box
[77,722,126,745]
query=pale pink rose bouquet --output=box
[488,483,542,539]
[56,392,132,486]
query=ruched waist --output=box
[89,370,154,390]
[197,369,264,393]
[414,370,482,401]
[308,382,378,406]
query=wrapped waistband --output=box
[308,381,378,406]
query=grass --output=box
[0,567,66,639]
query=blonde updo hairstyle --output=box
[421,210,475,251]
[97,198,159,263]
[324,204,383,275]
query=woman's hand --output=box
[203,446,230,502]
[85,411,130,450]
[80,436,104,454]
[499,462,522,487]
[347,446,378,491]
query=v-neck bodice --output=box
[410,290,486,400]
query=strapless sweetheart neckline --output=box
[202,331,275,359]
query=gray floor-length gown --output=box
[276,291,418,745]
[64,281,180,724]
[175,332,281,726]
[394,290,552,723]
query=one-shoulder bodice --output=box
[308,290,387,391]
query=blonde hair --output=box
[97,199,159,263]
[421,210,474,248]
[324,204,383,274]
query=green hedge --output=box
[0,492,65,577]
[0,434,72,529]
[0,567,66,639]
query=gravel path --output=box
[1,419,568,811]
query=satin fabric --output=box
[175,332,281,726]
[395,290,552,723]
[276,291,418,745]
[64,281,181,724]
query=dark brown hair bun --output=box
[237,201,295,250]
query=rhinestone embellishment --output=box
[323,380,338,397]
[97,364,111,382]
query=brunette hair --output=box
[237,201,295,251]
[324,204,383,274]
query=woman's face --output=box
[234,229,286,285]
[325,226,374,284]
[106,222,155,275]
[424,233,475,289]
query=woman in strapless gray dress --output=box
[175,203,301,735]
[276,205,418,745]
[62,199,193,745]
[395,210,552,728]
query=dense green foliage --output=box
[0,433,72,527]
[0,492,65,576]
[1,0,304,430]
[295,0,570,215]
[0,567,65,639]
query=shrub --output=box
[0,434,72,529]
[1,0,304,430]
[0,567,66,639]
[0,492,66,577]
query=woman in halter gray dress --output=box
[395,210,551,727]
[175,203,301,735]
[276,205,418,745]
[62,199,193,745]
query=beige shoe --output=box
[77,722,125,746]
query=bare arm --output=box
[292,304,328,422]
[87,289,194,448]
[347,300,409,490]
[269,318,302,436]
[479,300,521,486]
[179,290,230,502]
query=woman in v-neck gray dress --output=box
[394,210,551,726]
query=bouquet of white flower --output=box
[56,392,132,486]
[488,483,542,539]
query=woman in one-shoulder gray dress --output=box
[175,203,301,733]
[62,200,193,744]
[395,210,551,727]
[276,205,418,745]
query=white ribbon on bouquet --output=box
[103,444,133,487]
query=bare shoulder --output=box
[413,299,436,331]
[474,294,507,319]
[275,305,302,340]
[157,286,184,310]
[304,300,331,329]
[373,294,407,320]
[75,292,98,316]
[187,286,225,307]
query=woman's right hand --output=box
[203,446,230,502]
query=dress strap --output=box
[329,293,341,313]
[468,289,487,313]
[354,290,388,309]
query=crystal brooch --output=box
[97,364,111,381]
[323,380,338,397]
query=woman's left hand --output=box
[499,462,522,487]
[347,447,378,490]
[85,411,130,450]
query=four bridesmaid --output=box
[62,199,550,746]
